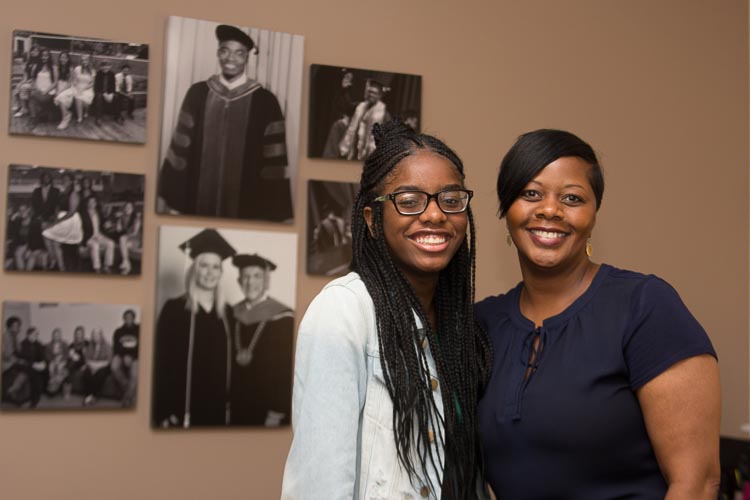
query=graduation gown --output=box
[227,297,294,426]
[158,76,293,221]
[152,296,231,428]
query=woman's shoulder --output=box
[160,295,189,314]
[474,282,522,322]
[598,264,678,300]
[301,272,374,345]
[311,272,372,311]
[316,271,370,298]
[321,271,367,293]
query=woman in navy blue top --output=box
[476,129,720,499]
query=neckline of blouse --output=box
[509,263,613,333]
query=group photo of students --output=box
[4,165,145,275]
[1,302,140,409]
[8,30,149,144]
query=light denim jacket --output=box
[281,272,445,499]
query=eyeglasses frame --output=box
[372,188,474,216]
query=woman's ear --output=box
[363,206,376,238]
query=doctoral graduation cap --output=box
[179,229,236,260]
[215,24,255,51]
[232,253,277,271]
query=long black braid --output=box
[351,119,493,499]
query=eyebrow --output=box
[392,183,464,192]
[528,180,587,190]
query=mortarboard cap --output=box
[215,24,255,51]
[366,79,385,90]
[179,229,236,261]
[232,253,277,271]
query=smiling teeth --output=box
[415,234,446,245]
[531,230,566,238]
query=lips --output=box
[530,229,568,239]
[528,228,569,246]
[409,231,451,252]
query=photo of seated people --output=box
[307,64,421,160]
[8,29,148,144]
[306,180,356,276]
[4,165,145,275]
[1,302,140,410]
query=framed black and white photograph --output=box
[308,63,422,160]
[153,225,297,429]
[157,16,304,223]
[307,179,356,276]
[1,301,141,410]
[9,30,149,143]
[4,164,145,275]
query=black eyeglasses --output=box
[373,189,473,216]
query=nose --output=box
[535,197,562,220]
[419,197,447,224]
[227,52,245,64]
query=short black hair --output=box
[496,129,604,217]
[5,316,20,329]
[123,309,136,320]
[121,63,130,70]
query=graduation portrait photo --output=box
[4,164,145,275]
[153,225,297,429]
[308,64,422,160]
[9,29,149,143]
[307,179,356,276]
[2,301,141,410]
[157,16,304,223]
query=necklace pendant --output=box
[236,350,253,366]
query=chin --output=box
[414,258,453,276]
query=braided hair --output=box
[351,119,492,498]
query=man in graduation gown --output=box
[152,229,236,428]
[228,253,294,426]
[158,24,293,222]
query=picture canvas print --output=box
[157,16,304,223]
[5,164,145,275]
[153,225,297,428]
[1,301,141,410]
[308,63,422,160]
[307,179,357,276]
[9,29,149,143]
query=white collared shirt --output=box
[219,72,248,91]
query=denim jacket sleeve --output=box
[281,276,372,499]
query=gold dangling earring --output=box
[585,239,593,257]
[506,233,513,247]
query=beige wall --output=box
[0,1,747,498]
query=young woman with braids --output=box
[282,119,492,499]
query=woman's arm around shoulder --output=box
[281,277,372,499]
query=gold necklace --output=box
[234,320,267,366]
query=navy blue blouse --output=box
[476,264,716,499]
